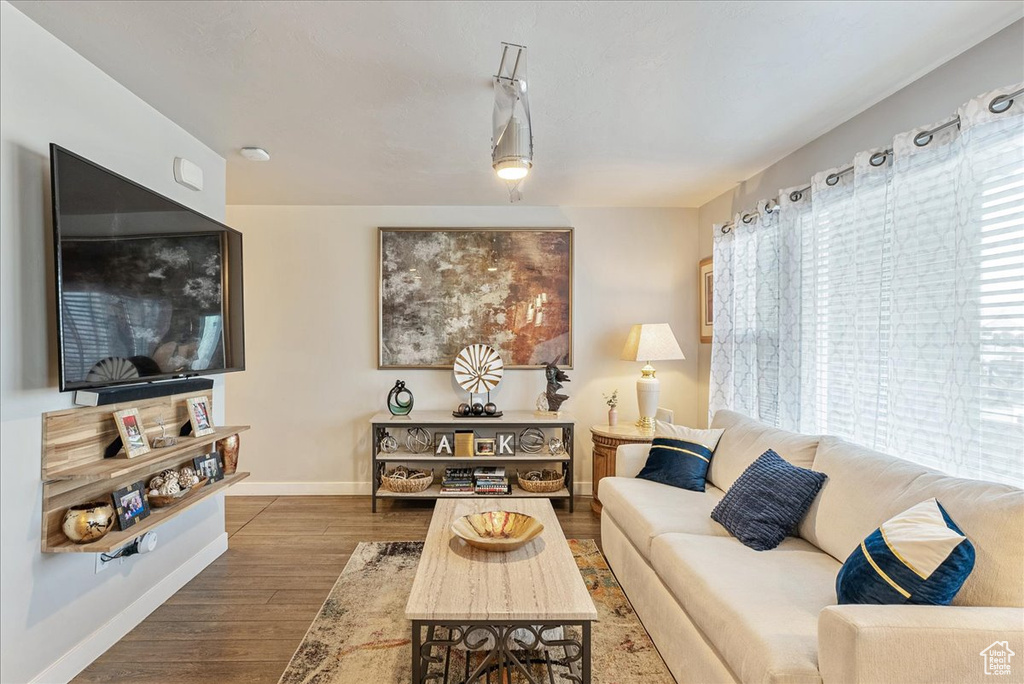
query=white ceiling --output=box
[12,1,1022,207]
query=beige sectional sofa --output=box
[600,410,1024,684]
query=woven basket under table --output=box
[381,469,434,493]
[516,471,566,493]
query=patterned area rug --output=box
[279,539,675,683]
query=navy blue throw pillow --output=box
[637,437,714,492]
[711,449,827,551]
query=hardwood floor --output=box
[73,495,602,683]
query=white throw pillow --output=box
[654,420,725,451]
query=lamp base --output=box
[635,366,660,433]
[635,416,656,431]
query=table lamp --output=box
[620,323,685,430]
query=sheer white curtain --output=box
[709,84,1024,485]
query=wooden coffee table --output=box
[406,498,598,683]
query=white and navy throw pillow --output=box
[636,422,724,492]
[836,498,975,605]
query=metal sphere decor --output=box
[484,402,497,415]
[379,434,399,454]
[457,403,472,416]
[472,403,484,415]
[548,438,566,456]
[406,427,432,454]
[518,427,546,454]
[387,380,414,416]
[453,344,504,394]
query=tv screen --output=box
[51,144,244,391]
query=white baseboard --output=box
[228,481,594,496]
[31,532,228,684]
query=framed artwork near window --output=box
[699,257,713,344]
[378,228,573,369]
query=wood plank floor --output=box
[73,495,602,684]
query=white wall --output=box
[224,205,699,494]
[0,4,229,682]
[695,20,1024,422]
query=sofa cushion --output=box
[708,410,819,492]
[651,532,840,684]
[836,498,975,606]
[711,449,827,551]
[599,477,729,559]
[799,436,1024,607]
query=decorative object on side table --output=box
[111,407,150,459]
[111,481,150,531]
[699,257,714,344]
[548,438,566,456]
[150,417,178,449]
[193,452,224,483]
[387,380,414,416]
[604,390,619,427]
[61,501,115,544]
[451,510,544,552]
[474,438,496,456]
[378,228,572,369]
[379,432,399,454]
[147,467,208,508]
[434,432,454,456]
[216,433,241,475]
[382,466,433,493]
[536,360,570,414]
[518,427,545,454]
[517,469,566,493]
[496,431,516,456]
[186,395,216,437]
[406,427,432,453]
[452,344,504,417]
[620,323,685,430]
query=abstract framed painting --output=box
[378,228,573,369]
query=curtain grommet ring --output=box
[741,213,755,224]
[825,173,840,186]
[989,88,1022,114]
[789,190,803,202]
[914,132,933,147]
[869,151,889,167]
[721,225,732,235]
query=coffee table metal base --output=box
[411,619,592,684]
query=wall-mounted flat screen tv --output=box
[50,144,245,391]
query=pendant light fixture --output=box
[492,42,533,202]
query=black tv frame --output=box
[50,143,246,392]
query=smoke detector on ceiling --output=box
[240,147,271,161]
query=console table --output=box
[370,411,576,513]
[590,424,653,515]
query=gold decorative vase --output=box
[62,502,115,544]
[216,433,240,475]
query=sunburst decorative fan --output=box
[453,344,504,395]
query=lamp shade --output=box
[620,323,685,362]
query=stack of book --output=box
[473,466,510,495]
[440,467,474,495]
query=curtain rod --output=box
[720,86,1022,234]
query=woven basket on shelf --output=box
[517,470,565,494]
[381,468,434,493]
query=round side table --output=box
[590,424,653,515]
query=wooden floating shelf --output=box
[45,472,250,553]
[44,426,251,482]
[377,452,570,463]
[377,484,570,500]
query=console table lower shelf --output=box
[44,472,249,553]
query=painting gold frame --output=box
[377,227,574,369]
[112,408,151,459]
[699,257,713,344]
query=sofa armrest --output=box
[819,604,1024,684]
[615,443,649,478]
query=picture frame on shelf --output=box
[699,256,713,344]
[186,395,216,437]
[112,480,151,531]
[496,431,516,456]
[112,408,150,459]
[474,438,496,457]
[193,452,224,483]
[434,432,454,456]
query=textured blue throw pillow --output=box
[711,449,827,551]
[836,498,975,605]
[637,437,715,491]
